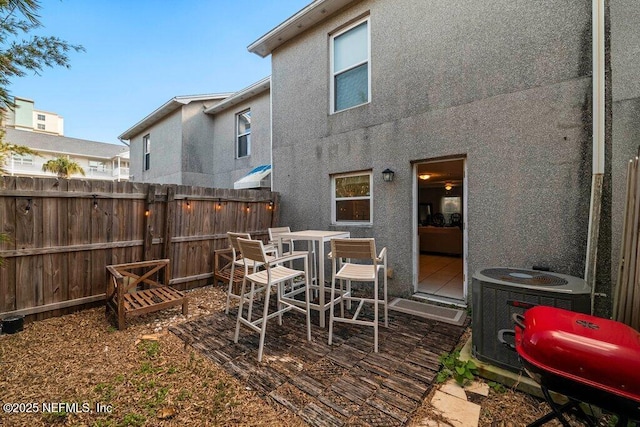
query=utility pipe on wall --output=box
[585,0,606,314]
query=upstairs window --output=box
[331,18,370,113]
[143,134,151,171]
[12,153,33,165]
[37,114,45,121]
[236,109,251,158]
[331,171,372,225]
[37,123,45,130]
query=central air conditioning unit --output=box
[471,267,591,372]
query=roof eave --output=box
[247,0,357,58]
[118,93,232,141]
[204,77,271,115]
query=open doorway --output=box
[414,158,466,305]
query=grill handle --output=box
[498,313,526,352]
[498,329,516,352]
[513,313,525,331]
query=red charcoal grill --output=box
[513,306,640,426]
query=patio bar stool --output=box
[268,226,315,295]
[225,232,277,317]
[328,238,388,353]
[234,238,312,362]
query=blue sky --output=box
[9,0,310,145]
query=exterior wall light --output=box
[382,168,395,182]
[444,183,453,191]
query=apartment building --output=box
[4,97,64,136]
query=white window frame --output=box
[236,109,251,158]
[329,17,371,114]
[37,114,45,121]
[331,171,373,225]
[11,153,33,165]
[143,134,150,171]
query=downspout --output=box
[269,75,273,192]
[585,0,606,315]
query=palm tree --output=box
[42,156,85,178]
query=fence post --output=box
[163,186,175,259]
[143,184,155,261]
[163,186,175,283]
[271,192,280,228]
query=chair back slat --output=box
[228,232,251,252]
[331,238,376,260]
[237,238,267,264]
[268,226,291,241]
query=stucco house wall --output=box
[208,90,272,189]
[268,0,598,301]
[129,109,183,185]
[181,102,217,187]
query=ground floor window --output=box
[89,160,110,173]
[332,171,372,224]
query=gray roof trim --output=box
[204,77,271,115]
[5,128,129,159]
[247,0,356,58]
[118,93,232,140]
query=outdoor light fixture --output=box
[186,198,191,209]
[382,168,395,182]
[216,199,222,210]
[93,195,98,210]
[145,209,150,217]
[25,198,32,213]
[268,201,274,210]
[419,174,431,180]
[444,182,453,191]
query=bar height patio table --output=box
[277,229,350,327]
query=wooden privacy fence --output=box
[0,176,279,320]
[615,156,640,330]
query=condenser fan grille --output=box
[481,268,568,286]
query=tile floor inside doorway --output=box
[418,254,464,300]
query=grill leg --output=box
[527,386,574,427]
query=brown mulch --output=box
[0,284,602,426]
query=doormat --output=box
[388,298,467,326]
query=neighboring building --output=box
[3,97,64,136]
[4,128,130,181]
[119,80,272,190]
[246,0,636,314]
[204,77,272,190]
[119,94,231,186]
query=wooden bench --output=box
[106,259,188,330]
[213,248,244,294]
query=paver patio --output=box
[170,303,469,426]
